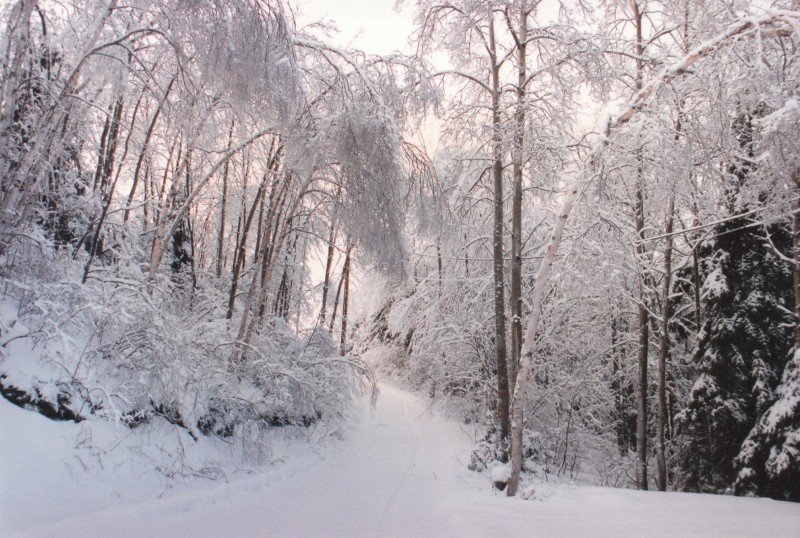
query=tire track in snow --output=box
[375,387,425,535]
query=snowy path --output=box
[7,383,800,537]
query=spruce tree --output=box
[735,350,800,501]
[676,113,795,494]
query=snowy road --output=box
[9,383,800,537]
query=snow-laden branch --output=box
[433,69,494,94]
[612,10,800,130]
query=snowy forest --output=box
[1,0,800,533]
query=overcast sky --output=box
[295,0,416,55]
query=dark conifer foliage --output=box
[735,349,800,501]
[676,216,793,492]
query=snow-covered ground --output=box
[2,383,799,537]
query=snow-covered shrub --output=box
[0,233,375,468]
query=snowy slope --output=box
[2,383,799,538]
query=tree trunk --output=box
[329,261,345,334]
[656,194,675,491]
[234,174,312,364]
[340,242,354,355]
[0,0,38,164]
[216,120,235,277]
[632,0,649,491]
[509,0,528,396]
[80,96,123,264]
[92,107,112,192]
[793,173,800,351]
[436,239,443,297]
[489,16,510,441]
[635,175,649,491]
[611,314,629,455]
[507,185,579,496]
[97,97,124,193]
[320,220,337,323]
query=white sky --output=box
[294,0,416,55]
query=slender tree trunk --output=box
[98,97,123,192]
[274,231,299,319]
[635,174,649,491]
[631,0,650,491]
[329,263,344,334]
[234,162,253,273]
[216,120,235,277]
[792,173,800,351]
[489,16,510,441]
[340,242,354,355]
[506,4,529,496]
[509,0,528,396]
[80,96,123,260]
[656,194,675,491]
[611,314,628,455]
[436,239,443,297]
[92,107,112,192]
[231,181,282,362]
[234,174,311,364]
[0,0,38,163]
[320,220,337,323]
[508,184,579,496]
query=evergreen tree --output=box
[734,349,800,501]
[676,113,795,494]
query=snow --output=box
[2,384,800,538]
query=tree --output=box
[676,204,794,493]
[413,0,512,440]
[674,104,796,494]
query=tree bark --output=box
[216,120,235,278]
[226,171,270,319]
[509,0,528,397]
[340,242,354,355]
[329,261,345,334]
[0,0,38,164]
[320,220,337,323]
[507,185,579,496]
[656,194,675,491]
[793,173,800,351]
[489,15,510,441]
[632,0,650,491]
[234,174,312,364]
[635,172,649,491]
